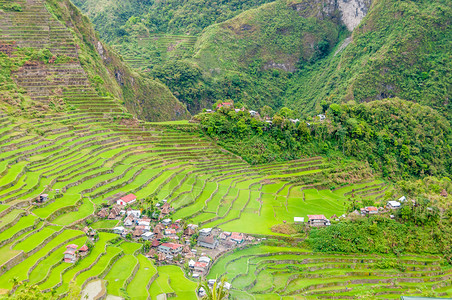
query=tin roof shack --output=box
[127,209,141,219]
[199,228,212,237]
[230,232,244,244]
[37,194,48,203]
[197,235,218,249]
[141,232,154,241]
[78,245,89,257]
[387,201,401,209]
[361,206,379,215]
[161,218,172,226]
[165,228,176,236]
[198,256,211,265]
[307,215,330,227]
[113,226,124,234]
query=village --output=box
[201,101,327,126]
[56,191,419,277]
[56,192,255,286]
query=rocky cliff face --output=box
[291,0,372,31]
[333,0,372,31]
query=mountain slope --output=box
[47,0,190,121]
[284,0,452,115]
[72,0,276,39]
[0,0,189,121]
[71,0,451,117]
[191,0,451,115]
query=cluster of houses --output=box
[206,102,328,126]
[205,102,261,119]
[112,214,185,241]
[63,244,88,263]
[113,215,199,261]
[299,196,409,228]
[197,228,253,249]
[358,198,406,216]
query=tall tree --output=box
[198,276,229,300]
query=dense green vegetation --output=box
[73,0,346,112]
[72,0,275,39]
[74,0,451,119]
[309,215,452,258]
[197,99,452,179]
[285,0,452,115]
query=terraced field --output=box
[113,34,198,70]
[2,0,450,299]
[209,245,452,299]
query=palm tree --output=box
[10,277,20,289]
[197,276,229,300]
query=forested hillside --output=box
[196,99,452,179]
[72,0,275,39]
[73,0,451,117]
[284,0,452,115]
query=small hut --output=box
[184,227,195,236]
[146,248,157,258]
[158,252,166,261]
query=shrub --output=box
[3,3,23,11]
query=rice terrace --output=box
[0,0,451,299]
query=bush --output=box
[308,216,452,257]
[3,3,23,11]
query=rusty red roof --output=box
[120,194,136,203]
[79,245,89,252]
[194,262,207,268]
